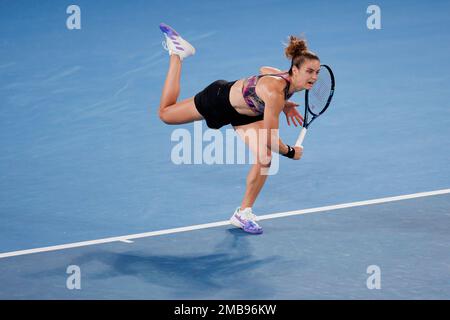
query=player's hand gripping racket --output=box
[295,64,335,147]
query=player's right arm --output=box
[258,78,303,160]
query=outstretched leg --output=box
[229,120,268,234]
[240,162,270,209]
[158,55,203,125]
[160,54,182,110]
[158,23,203,125]
[234,121,272,209]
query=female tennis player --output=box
[158,23,320,234]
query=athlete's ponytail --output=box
[285,35,319,75]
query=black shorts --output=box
[194,80,264,129]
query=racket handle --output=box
[295,127,307,147]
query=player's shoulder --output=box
[257,75,286,96]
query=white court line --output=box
[0,188,449,259]
[118,239,134,244]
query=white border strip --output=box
[1,189,449,259]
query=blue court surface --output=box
[1,0,449,300]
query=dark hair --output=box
[285,36,319,75]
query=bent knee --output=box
[257,152,272,167]
[260,161,271,168]
[159,109,173,125]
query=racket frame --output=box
[295,64,335,147]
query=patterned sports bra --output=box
[242,72,293,115]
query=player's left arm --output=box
[258,80,290,155]
[260,67,303,125]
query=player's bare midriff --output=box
[229,79,259,117]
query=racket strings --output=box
[308,68,332,114]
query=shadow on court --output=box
[2,194,449,299]
[89,234,277,288]
[17,229,283,299]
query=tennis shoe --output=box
[159,23,195,60]
[230,207,263,234]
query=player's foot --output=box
[230,207,263,234]
[159,23,195,61]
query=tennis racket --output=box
[295,64,335,147]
